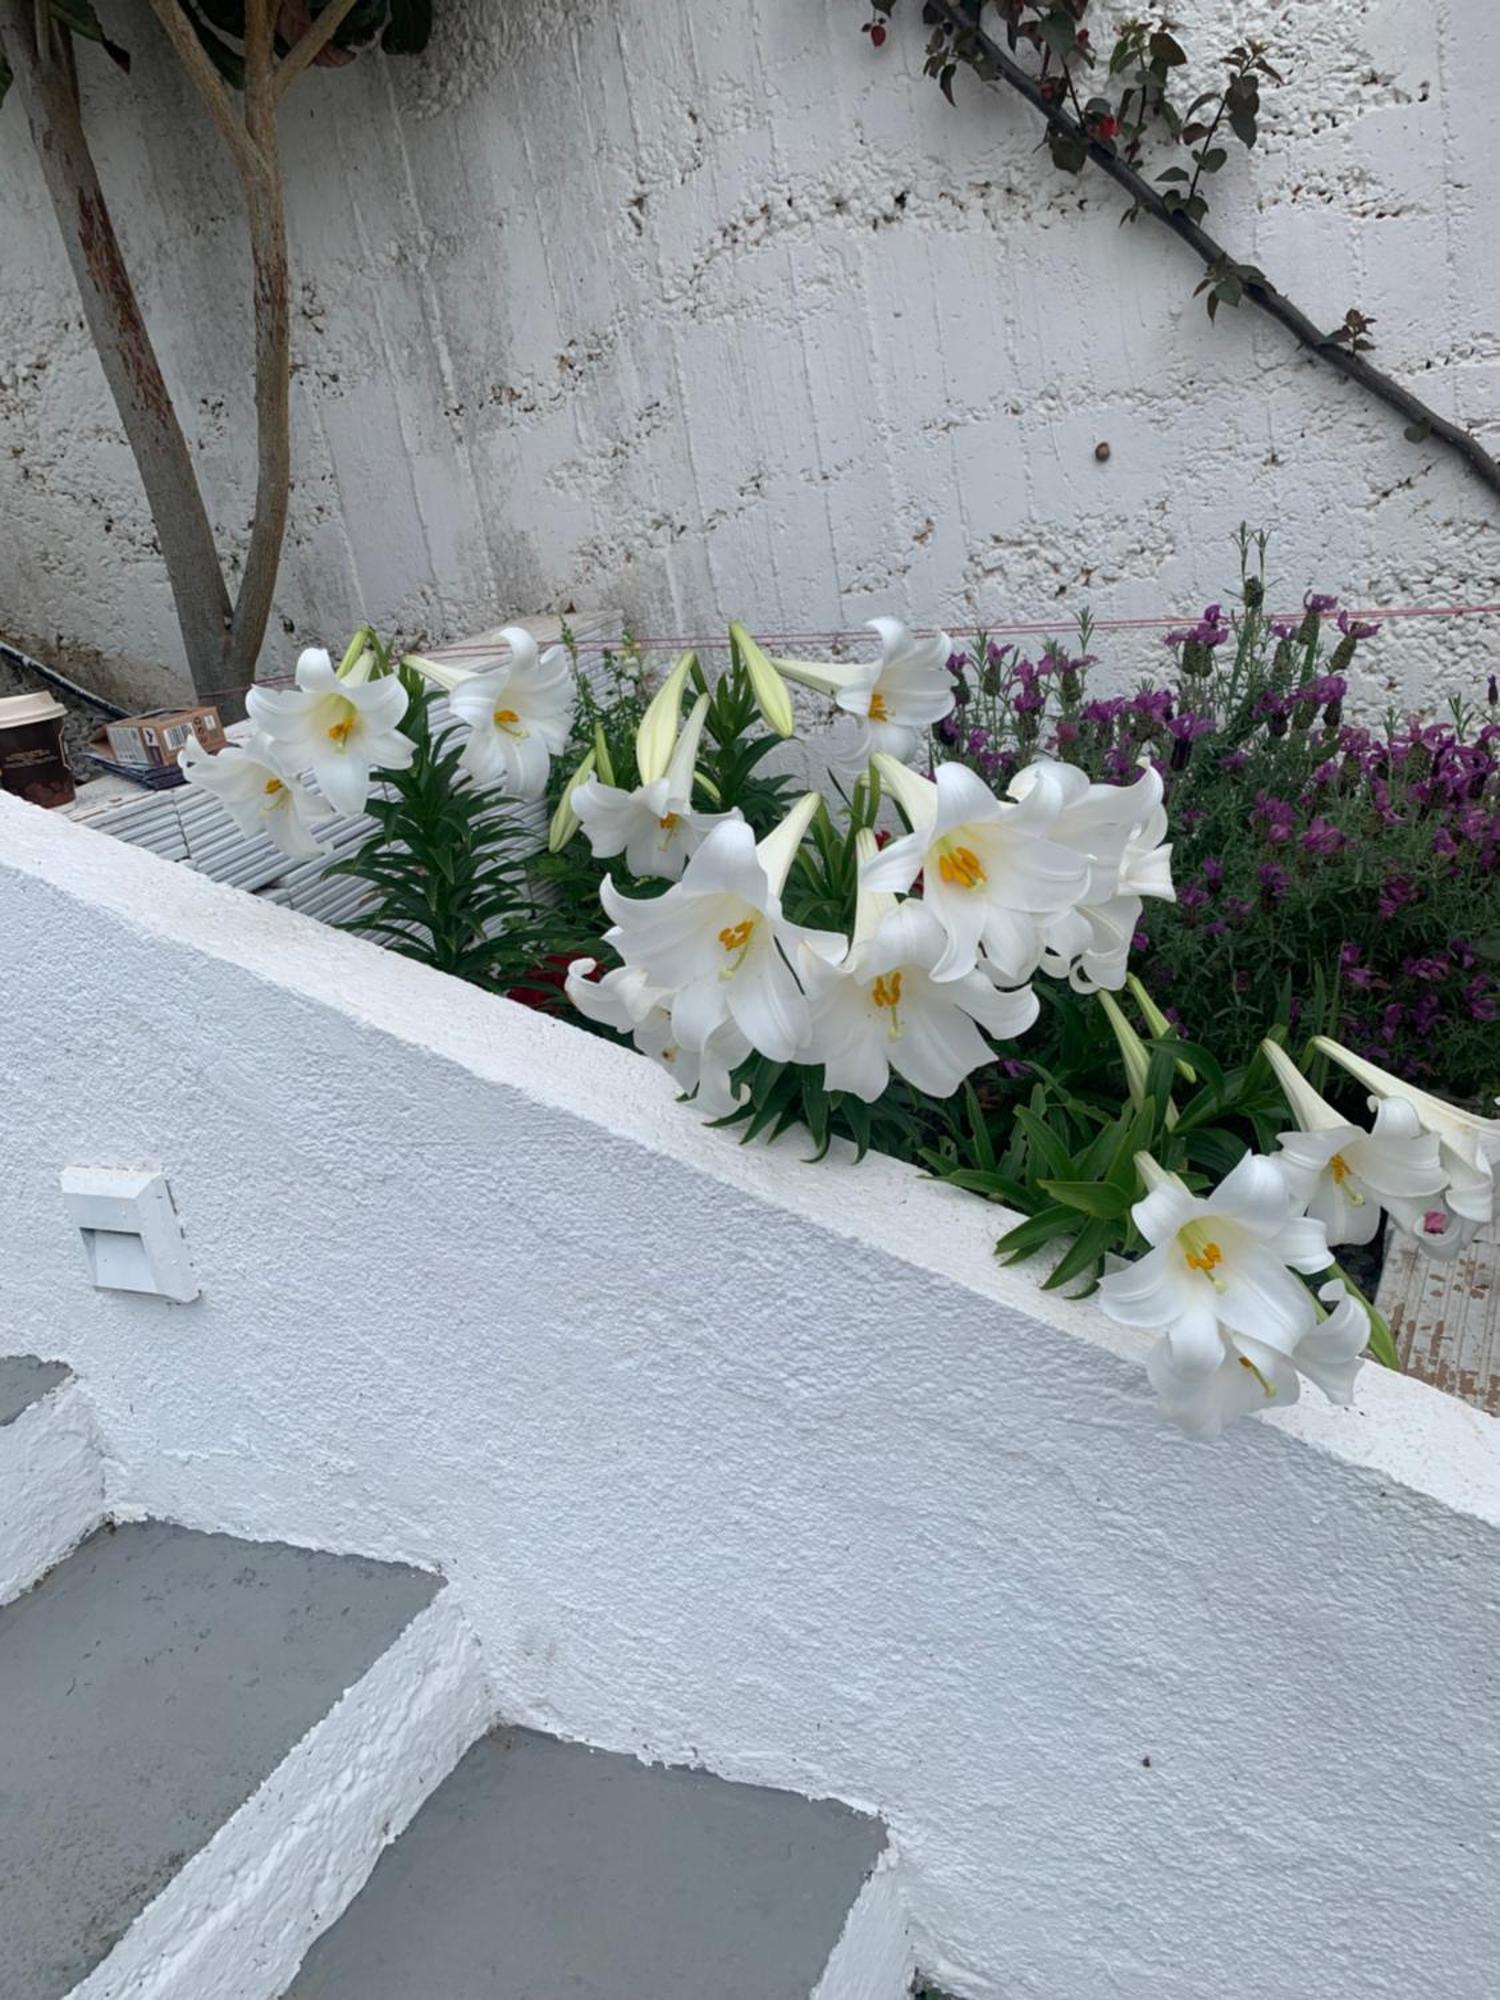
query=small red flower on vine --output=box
[861,17,887,47]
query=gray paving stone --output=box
[282,1727,885,2000]
[0,1519,439,2000]
[0,1355,70,1428]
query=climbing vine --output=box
[862,0,1500,505]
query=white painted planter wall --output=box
[4,790,1500,1998]
[1,0,1496,711]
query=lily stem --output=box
[1330,1262,1400,1371]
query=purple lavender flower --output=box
[1165,603,1230,651]
[1339,943,1378,990]
[1300,816,1347,859]
[1336,610,1382,641]
[1202,857,1224,888]
[1257,862,1290,904]
[1304,592,1340,616]
[1252,792,1297,844]
[1378,876,1419,920]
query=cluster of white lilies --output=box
[559,624,1174,1115]
[1100,1040,1500,1437]
[177,618,1500,1442]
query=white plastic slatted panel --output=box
[66,612,618,932]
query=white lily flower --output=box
[1010,760,1174,991]
[802,860,1038,1101]
[178,733,332,860]
[1145,1278,1367,1440]
[1261,1040,1449,1250]
[564,957,749,1117]
[245,647,414,816]
[440,625,575,801]
[574,695,737,882]
[1099,1153,1333,1406]
[1312,1037,1500,1228]
[863,756,1091,984]
[600,792,845,1063]
[774,619,956,764]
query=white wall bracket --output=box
[60,1165,199,1304]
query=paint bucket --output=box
[0,690,75,808]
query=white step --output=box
[0,1520,492,2000]
[277,1726,910,1999]
[0,1356,105,1604]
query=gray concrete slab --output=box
[0,1519,439,2000]
[282,1727,884,2000]
[0,1355,70,1428]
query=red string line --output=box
[418,600,1500,659]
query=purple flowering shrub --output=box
[934,560,1500,1103]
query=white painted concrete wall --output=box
[4,788,1500,1999]
[1,0,1496,713]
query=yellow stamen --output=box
[868,691,889,722]
[1237,1353,1276,1399]
[326,717,355,745]
[658,812,681,832]
[1178,1221,1229,1293]
[937,842,987,890]
[871,969,904,1038]
[263,777,284,797]
[1329,1152,1351,1184]
[492,707,528,736]
[717,919,755,975]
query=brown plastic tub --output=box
[0,691,76,808]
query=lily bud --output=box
[730,621,795,739]
[1098,989,1150,1111]
[1128,974,1196,1083]
[337,625,378,684]
[401,653,472,693]
[635,650,697,785]
[548,748,596,853]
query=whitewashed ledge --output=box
[3,789,1500,2000]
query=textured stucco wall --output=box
[1,1,1496,710]
[4,790,1500,1999]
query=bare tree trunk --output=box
[227,150,291,684]
[145,0,359,696]
[0,0,233,702]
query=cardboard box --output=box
[101,705,226,769]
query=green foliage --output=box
[0,1,431,107]
[325,667,552,989]
[177,1,433,87]
[933,530,1500,1108]
[0,0,129,105]
[922,1007,1290,1292]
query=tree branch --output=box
[1,0,235,702]
[144,0,257,178]
[926,0,1500,506]
[274,0,360,100]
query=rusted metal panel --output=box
[1379,1223,1500,1414]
